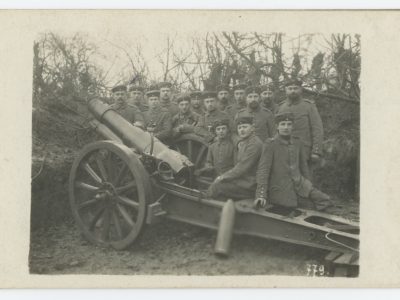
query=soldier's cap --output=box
[189,90,202,98]
[284,78,303,87]
[245,85,261,95]
[158,81,172,89]
[232,83,248,92]
[275,112,294,123]
[111,84,127,93]
[128,85,144,92]
[176,94,191,103]
[216,84,230,93]
[146,86,160,97]
[236,116,254,126]
[201,91,217,99]
[260,83,275,92]
[212,118,230,131]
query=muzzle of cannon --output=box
[87,98,193,173]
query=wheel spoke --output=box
[195,145,207,167]
[187,140,193,160]
[116,203,135,227]
[116,181,137,194]
[114,164,127,186]
[117,195,139,210]
[83,163,102,183]
[75,181,99,191]
[89,205,106,230]
[95,154,108,181]
[100,208,111,242]
[78,198,99,210]
[112,210,123,239]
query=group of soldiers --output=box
[107,78,332,211]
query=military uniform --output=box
[225,103,246,122]
[171,110,200,138]
[207,133,263,200]
[235,107,275,142]
[205,137,235,176]
[160,100,179,116]
[194,109,230,142]
[110,102,144,125]
[143,107,172,142]
[191,106,204,116]
[276,98,323,158]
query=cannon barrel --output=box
[88,98,193,173]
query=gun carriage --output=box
[69,98,359,277]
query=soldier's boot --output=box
[309,189,333,211]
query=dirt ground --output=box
[29,218,332,276]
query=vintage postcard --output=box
[0,10,399,288]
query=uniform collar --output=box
[276,134,293,145]
[286,97,302,106]
[246,106,260,113]
[205,109,218,116]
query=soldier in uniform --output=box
[207,116,263,200]
[194,91,230,143]
[189,90,204,116]
[171,94,200,138]
[194,118,235,177]
[158,81,179,116]
[143,87,172,143]
[260,83,278,114]
[235,85,275,142]
[110,84,144,127]
[216,84,231,112]
[128,85,148,112]
[276,78,324,170]
[254,112,332,211]
[225,83,248,121]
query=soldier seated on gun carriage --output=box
[171,94,200,138]
[206,116,263,200]
[194,118,235,178]
[254,112,332,211]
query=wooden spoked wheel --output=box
[69,141,152,250]
[173,133,209,170]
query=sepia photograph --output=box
[30,28,360,277]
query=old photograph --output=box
[30,29,360,277]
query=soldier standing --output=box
[194,91,230,143]
[254,112,332,211]
[110,84,144,128]
[260,83,278,114]
[216,84,231,112]
[207,116,263,200]
[235,86,275,142]
[128,85,148,112]
[158,81,179,116]
[276,79,324,170]
[189,90,204,116]
[171,94,200,138]
[194,118,235,177]
[225,83,248,121]
[143,87,172,143]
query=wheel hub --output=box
[95,182,118,202]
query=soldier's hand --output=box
[311,153,321,164]
[254,197,267,209]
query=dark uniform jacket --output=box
[143,107,172,142]
[194,109,230,142]
[256,135,312,207]
[130,101,149,113]
[110,102,144,124]
[205,137,235,175]
[160,100,179,116]
[276,98,323,157]
[235,106,275,142]
[191,106,204,116]
[226,103,246,121]
[221,134,263,190]
[171,110,200,137]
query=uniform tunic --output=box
[143,107,172,142]
[194,109,230,142]
[205,137,235,175]
[207,134,263,200]
[160,100,180,116]
[225,103,246,121]
[255,135,312,208]
[235,106,275,142]
[276,98,323,157]
[191,106,204,116]
[110,102,144,124]
[171,110,200,138]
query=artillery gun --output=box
[69,98,359,277]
